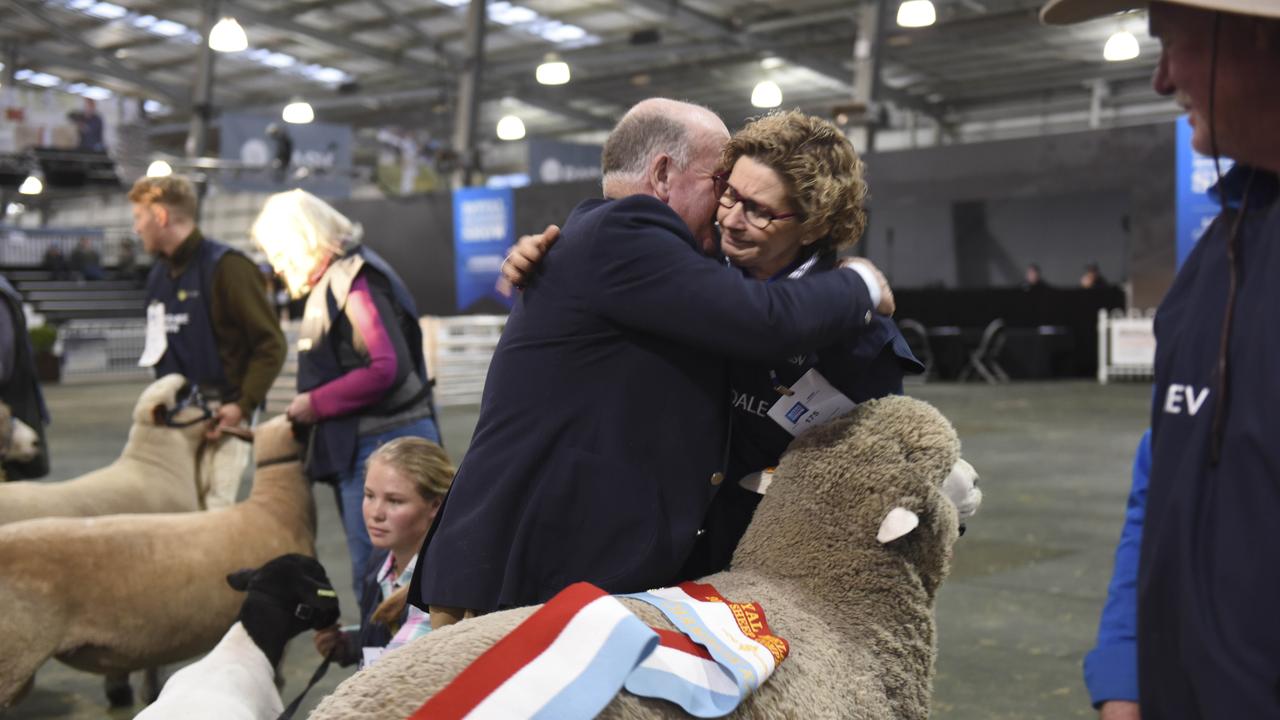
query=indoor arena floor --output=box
[8,378,1149,719]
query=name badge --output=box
[138,301,168,368]
[361,646,386,669]
[765,368,855,437]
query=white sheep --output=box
[0,401,40,473]
[0,414,316,711]
[0,373,245,527]
[310,395,982,720]
[135,553,341,720]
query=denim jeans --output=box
[332,416,441,604]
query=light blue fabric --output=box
[1083,430,1149,707]
[333,416,440,604]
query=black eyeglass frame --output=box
[713,174,801,231]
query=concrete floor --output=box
[5,378,1150,718]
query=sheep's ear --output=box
[877,507,920,544]
[226,568,254,592]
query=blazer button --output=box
[864,310,873,324]
[710,472,724,486]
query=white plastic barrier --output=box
[1097,308,1156,384]
[58,318,152,382]
[420,315,507,407]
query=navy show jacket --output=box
[411,194,876,613]
[1139,166,1280,718]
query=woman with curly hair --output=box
[679,110,923,578]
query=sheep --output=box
[0,413,316,711]
[309,395,981,720]
[135,554,341,720]
[0,373,245,527]
[0,401,40,472]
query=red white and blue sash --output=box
[407,583,656,720]
[406,581,788,720]
[622,582,790,717]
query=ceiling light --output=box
[19,173,43,195]
[536,55,570,85]
[146,160,173,177]
[208,16,247,52]
[1103,31,1140,62]
[751,80,782,109]
[496,114,526,141]
[896,0,936,28]
[282,100,314,124]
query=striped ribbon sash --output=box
[405,581,788,720]
[407,583,656,720]
[622,581,790,717]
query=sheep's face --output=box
[228,553,341,634]
[736,396,974,599]
[136,373,207,430]
[2,416,41,462]
[253,414,304,467]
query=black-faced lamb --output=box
[309,395,981,720]
[134,554,341,720]
[0,413,316,710]
[0,373,244,526]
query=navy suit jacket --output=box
[411,194,875,612]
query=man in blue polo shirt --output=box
[1043,0,1280,717]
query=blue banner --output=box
[453,186,515,312]
[1174,116,1232,269]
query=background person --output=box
[313,436,452,668]
[131,175,285,507]
[1079,262,1108,289]
[69,237,105,281]
[251,189,440,602]
[0,274,49,480]
[1022,262,1048,290]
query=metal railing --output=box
[57,318,152,383]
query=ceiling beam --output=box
[1,0,188,102]
[622,0,945,123]
[221,0,451,72]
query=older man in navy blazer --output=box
[413,99,890,624]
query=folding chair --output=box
[958,318,1009,383]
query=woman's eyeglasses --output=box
[714,175,800,230]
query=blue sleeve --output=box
[1082,430,1150,706]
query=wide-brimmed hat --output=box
[1041,0,1280,24]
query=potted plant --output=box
[28,324,61,383]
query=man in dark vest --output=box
[131,175,286,506]
[0,274,49,480]
[1043,1,1280,718]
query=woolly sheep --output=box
[0,401,40,470]
[0,373,245,526]
[0,414,316,710]
[310,395,981,720]
[135,554,341,720]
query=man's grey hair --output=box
[600,109,696,190]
